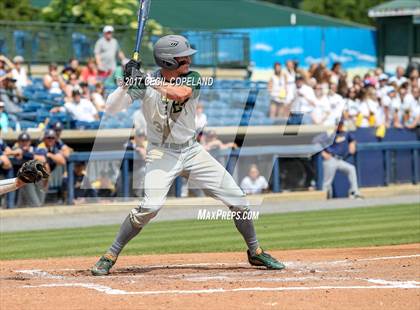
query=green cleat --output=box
[91,254,117,276]
[247,248,285,270]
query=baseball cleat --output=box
[247,248,285,270]
[91,253,117,276]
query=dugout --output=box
[368,0,420,72]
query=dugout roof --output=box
[149,0,371,30]
[368,0,420,17]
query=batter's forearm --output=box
[0,178,24,195]
[105,87,133,115]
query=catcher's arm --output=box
[0,178,25,195]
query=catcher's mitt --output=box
[17,160,50,183]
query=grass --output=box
[0,203,419,260]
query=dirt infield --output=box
[1,244,419,310]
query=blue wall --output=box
[233,26,377,69]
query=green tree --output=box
[41,0,164,34]
[261,0,303,9]
[0,0,39,21]
[300,0,386,26]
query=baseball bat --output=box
[133,0,151,61]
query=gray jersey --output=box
[94,37,120,72]
[128,70,201,144]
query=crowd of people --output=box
[268,61,419,134]
[0,25,126,130]
[1,26,419,206]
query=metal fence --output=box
[0,21,250,68]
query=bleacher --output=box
[10,78,274,131]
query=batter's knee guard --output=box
[129,201,162,228]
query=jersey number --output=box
[171,100,187,114]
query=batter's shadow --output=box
[112,265,264,275]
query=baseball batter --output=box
[92,35,285,276]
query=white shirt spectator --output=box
[291,84,316,113]
[345,98,360,118]
[65,98,98,122]
[284,68,296,104]
[389,75,407,87]
[240,175,268,195]
[11,67,29,89]
[325,93,345,125]
[269,73,287,103]
[358,98,378,127]
[312,95,330,124]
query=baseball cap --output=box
[44,129,57,139]
[379,73,389,81]
[18,132,31,141]
[13,56,24,63]
[103,25,114,33]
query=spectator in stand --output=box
[330,62,342,85]
[0,55,14,80]
[267,62,287,119]
[240,164,269,195]
[43,63,65,95]
[284,60,296,105]
[321,120,362,199]
[311,83,330,125]
[64,72,82,98]
[325,83,345,126]
[0,101,9,133]
[62,58,81,82]
[80,82,91,99]
[289,74,316,124]
[94,25,126,78]
[400,83,419,129]
[51,90,99,125]
[389,66,408,87]
[0,74,22,114]
[409,68,419,88]
[357,86,378,128]
[91,82,106,112]
[202,130,237,151]
[11,56,30,92]
[81,58,99,86]
[35,129,66,173]
[195,103,207,134]
[343,87,360,129]
[352,75,363,90]
[52,122,73,158]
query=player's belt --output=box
[151,137,196,150]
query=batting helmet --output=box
[153,35,197,70]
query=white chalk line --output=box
[14,253,420,296]
[22,281,420,296]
